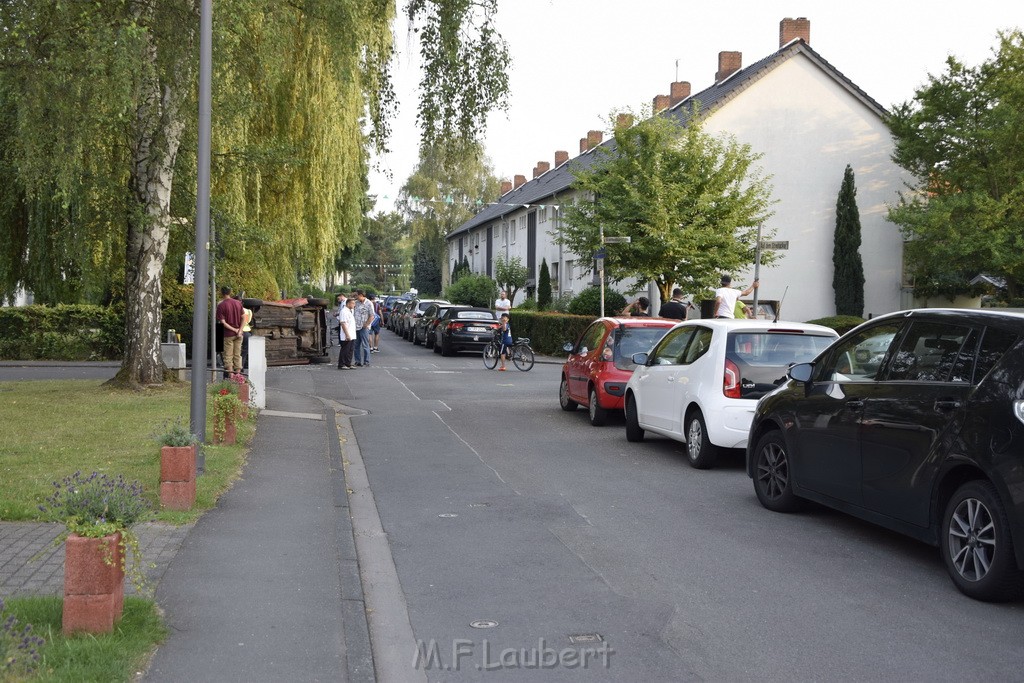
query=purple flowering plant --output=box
[38,471,152,592]
[0,597,45,677]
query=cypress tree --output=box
[537,258,552,310]
[833,165,865,316]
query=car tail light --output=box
[450,322,464,330]
[724,359,741,399]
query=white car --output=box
[624,319,838,469]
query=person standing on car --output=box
[337,297,357,369]
[353,290,374,366]
[216,286,244,377]
[658,288,694,320]
[713,275,758,319]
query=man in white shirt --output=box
[713,275,758,318]
[495,290,512,314]
[337,298,357,368]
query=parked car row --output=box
[386,298,502,356]
[559,309,1024,602]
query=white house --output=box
[447,17,913,321]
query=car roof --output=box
[599,316,677,327]
[867,308,1024,328]
[667,318,839,336]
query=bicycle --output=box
[482,336,535,371]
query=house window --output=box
[511,219,517,244]
[565,260,574,282]
[550,262,559,292]
[502,223,508,245]
[539,208,547,224]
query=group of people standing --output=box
[620,275,760,321]
[335,290,381,369]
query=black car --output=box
[433,307,499,356]
[402,298,449,341]
[746,309,1024,601]
[412,303,456,347]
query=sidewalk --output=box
[0,381,369,683]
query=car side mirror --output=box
[631,352,649,366]
[788,362,813,383]
[562,342,575,353]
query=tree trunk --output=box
[108,34,186,389]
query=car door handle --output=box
[666,375,676,382]
[935,399,961,411]
[846,399,864,409]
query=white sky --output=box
[368,1,1021,213]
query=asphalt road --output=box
[334,333,1024,681]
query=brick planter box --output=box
[213,418,237,445]
[63,532,125,635]
[160,445,197,510]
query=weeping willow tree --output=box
[0,0,509,387]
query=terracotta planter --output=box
[214,417,237,445]
[63,532,125,634]
[238,382,249,406]
[160,445,196,510]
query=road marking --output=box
[259,409,323,421]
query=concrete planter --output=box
[213,418,237,445]
[63,532,125,634]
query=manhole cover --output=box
[438,513,458,518]
[470,620,498,629]
[568,633,603,644]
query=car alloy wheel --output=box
[752,431,803,512]
[559,377,578,411]
[941,480,1024,601]
[588,387,608,426]
[685,411,717,469]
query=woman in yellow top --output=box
[241,306,253,370]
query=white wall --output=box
[705,56,910,320]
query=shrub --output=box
[516,299,538,311]
[804,315,866,335]
[0,305,123,360]
[567,287,626,317]
[443,274,496,308]
[508,311,594,356]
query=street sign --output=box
[594,248,607,260]
[759,240,789,250]
[603,236,632,244]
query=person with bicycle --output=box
[496,313,513,371]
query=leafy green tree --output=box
[560,111,775,303]
[0,0,509,387]
[833,165,865,316]
[888,30,1024,299]
[537,258,552,310]
[451,255,471,283]
[494,256,529,304]
[443,273,496,307]
[346,212,411,291]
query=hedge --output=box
[507,311,594,356]
[803,315,866,336]
[0,305,124,360]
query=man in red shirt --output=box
[216,286,244,376]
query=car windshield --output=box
[613,327,672,370]
[728,332,836,398]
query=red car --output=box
[560,317,676,426]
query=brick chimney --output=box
[579,137,588,154]
[533,161,550,178]
[715,51,742,82]
[652,94,670,113]
[587,130,603,150]
[513,174,526,189]
[554,150,569,167]
[615,113,633,130]
[780,17,810,47]
[500,180,512,195]
[670,81,691,106]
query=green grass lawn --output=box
[1,596,166,682]
[0,380,251,522]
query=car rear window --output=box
[729,332,836,398]
[456,311,496,321]
[613,327,672,370]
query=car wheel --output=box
[752,431,804,512]
[685,410,718,469]
[433,337,442,354]
[412,329,422,345]
[588,387,608,426]
[441,338,453,356]
[308,354,332,364]
[424,333,434,349]
[941,480,1024,602]
[625,393,644,442]
[242,298,263,310]
[307,297,329,307]
[559,377,578,412]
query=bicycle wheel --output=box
[482,342,500,369]
[512,344,535,371]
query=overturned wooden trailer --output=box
[242,297,331,366]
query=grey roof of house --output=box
[447,39,888,240]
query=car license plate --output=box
[467,326,487,332]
